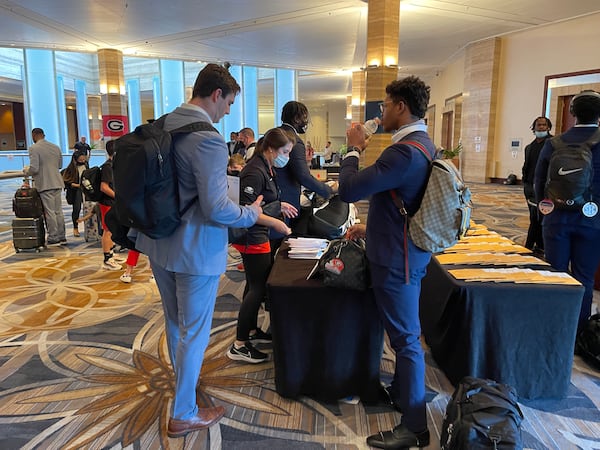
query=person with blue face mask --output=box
[522,116,552,255]
[227,128,298,364]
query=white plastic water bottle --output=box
[363,118,380,138]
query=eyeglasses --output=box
[379,101,393,113]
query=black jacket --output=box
[239,154,281,245]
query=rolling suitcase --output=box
[12,217,46,253]
[13,182,44,218]
[82,201,101,242]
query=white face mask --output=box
[273,154,290,168]
[534,130,548,139]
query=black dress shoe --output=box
[366,424,429,449]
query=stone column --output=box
[352,0,400,166]
[97,49,128,140]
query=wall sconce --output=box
[366,64,379,69]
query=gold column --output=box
[97,49,128,138]
[353,0,401,166]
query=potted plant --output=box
[441,142,462,168]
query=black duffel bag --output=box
[575,313,600,369]
[441,376,524,450]
[316,238,369,291]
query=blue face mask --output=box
[273,154,289,168]
[534,130,548,139]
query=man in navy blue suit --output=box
[534,90,600,333]
[339,76,435,449]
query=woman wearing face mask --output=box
[62,150,88,237]
[227,128,298,364]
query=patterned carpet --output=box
[0,179,599,450]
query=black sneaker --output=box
[226,342,268,363]
[248,329,272,344]
[366,424,429,449]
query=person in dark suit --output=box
[534,90,600,333]
[339,76,435,449]
[274,101,334,242]
[522,116,552,254]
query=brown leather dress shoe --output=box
[167,405,226,438]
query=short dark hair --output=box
[571,90,600,124]
[105,139,115,156]
[32,128,44,136]
[385,76,430,119]
[192,63,240,99]
[281,101,309,125]
[530,116,552,131]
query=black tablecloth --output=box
[267,244,383,401]
[420,258,584,399]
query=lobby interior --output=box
[1,1,600,449]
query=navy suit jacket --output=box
[339,131,434,270]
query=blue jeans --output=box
[151,262,220,420]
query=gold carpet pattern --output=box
[0,181,598,449]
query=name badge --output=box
[538,199,554,215]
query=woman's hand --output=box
[280,202,298,219]
[346,223,366,240]
[272,218,292,236]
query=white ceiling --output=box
[0,0,599,103]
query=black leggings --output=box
[237,252,272,341]
[71,189,83,228]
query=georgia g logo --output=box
[106,119,124,132]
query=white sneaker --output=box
[120,273,132,283]
[103,258,122,271]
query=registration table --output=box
[419,242,584,400]
[266,243,383,402]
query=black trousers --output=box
[525,202,544,251]
[237,252,272,341]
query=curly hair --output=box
[530,116,552,131]
[385,76,430,119]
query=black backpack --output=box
[441,376,524,450]
[80,166,103,202]
[544,129,600,210]
[575,313,600,369]
[111,115,217,241]
[13,184,44,218]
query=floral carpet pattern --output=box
[0,180,598,449]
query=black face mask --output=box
[295,121,308,134]
[76,162,86,166]
[229,170,240,177]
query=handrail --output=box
[0,170,28,180]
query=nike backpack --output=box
[544,129,600,210]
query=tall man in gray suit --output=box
[135,64,263,438]
[24,128,66,246]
